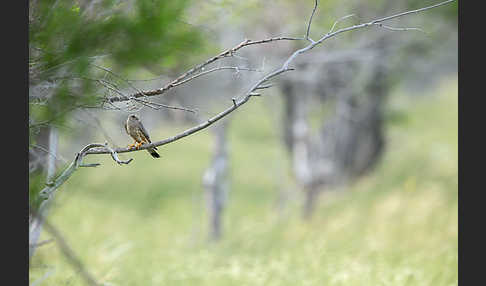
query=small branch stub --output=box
[39,142,132,199]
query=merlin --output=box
[125,114,160,158]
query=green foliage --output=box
[29,0,206,129]
[30,0,203,70]
[29,77,457,285]
[29,0,209,215]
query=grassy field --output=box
[30,76,458,286]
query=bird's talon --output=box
[126,115,160,158]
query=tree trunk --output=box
[30,127,58,261]
[280,43,389,219]
[302,186,319,220]
[203,120,230,241]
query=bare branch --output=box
[84,0,454,158]
[41,217,99,286]
[171,66,262,88]
[375,23,428,34]
[131,97,197,113]
[39,142,132,199]
[31,0,453,211]
[29,128,58,261]
[29,239,54,248]
[105,37,303,104]
[371,0,454,24]
[79,110,120,148]
[94,78,126,98]
[91,64,258,113]
[79,163,101,168]
[305,0,319,43]
[29,3,455,282]
[30,142,131,264]
[283,0,454,70]
[30,144,68,164]
[30,268,55,286]
[329,14,356,34]
[91,64,146,98]
[255,84,274,90]
[125,75,171,82]
[103,142,133,165]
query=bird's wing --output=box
[124,120,129,134]
[137,120,152,143]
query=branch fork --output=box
[39,142,131,199]
[39,0,456,200]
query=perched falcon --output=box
[125,114,160,158]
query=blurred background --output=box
[29,0,457,285]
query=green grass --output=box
[30,76,458,286]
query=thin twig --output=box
[41,218,99,286]
[375,23,427,34]
[255,84,274,90]
[329,14,356,34]
[371,0,454,24]
[30,239,54,248]
[171,66,261,88]
[102,142,133,165]
[85,0,454,157]
[39,142,131,198]
[30,144,68,164]
[306,0,319,43]
[30,268,55,286]
[105,37,303,104]
[131,97,197,113]
[91,64,217,113]
[91,64,147,99]
[95,79,126,98]
[80,110,120,148]
[282,0,454,70]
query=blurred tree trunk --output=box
[281,39,389,219]
[29,127,58,260]
[303,185,319,220]
[281,81,318,219]
[29,126,51,175]
[203,120,230,241]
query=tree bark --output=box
[30,127,58,261]
[280,43,389,219]
[203,120,230,241]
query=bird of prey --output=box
[125,114,160,158]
